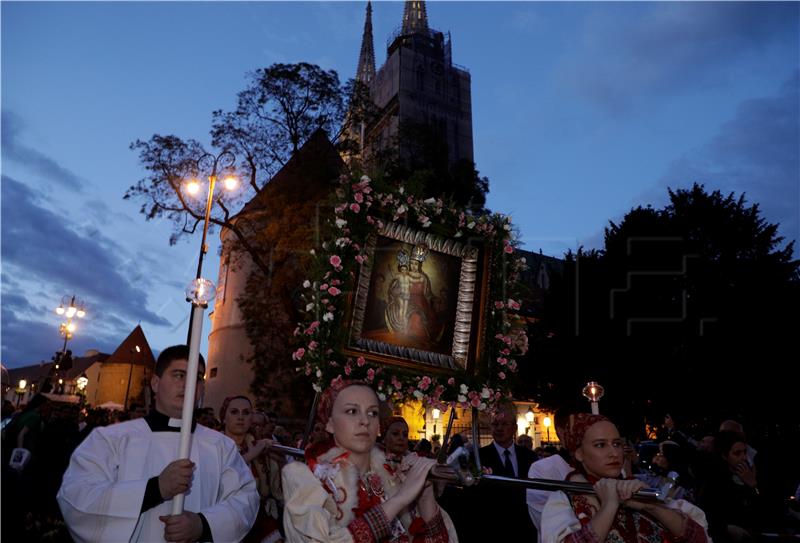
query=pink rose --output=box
[344,364,352,376]
[504,244,514,254]
[357,356,366,367]
[329,255,342,268]
[447,377,455,386]
[355,254,366,264]
[350,203,361,213]
[308,341,318,351]
[366,368,376,381]
[366,215,375,225]
[320,283,329,291]
[470,397,481,408]
[494,301,505,309]
[497,357,507,366]
[292,348,305,360]
[419,376,432,391]
[498,372,506,380]
[354,192,364,203]
[327,286,341,296]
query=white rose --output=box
[335,218,347,229]
[377,392,386,401]
[478,402,487,411]
[315,369,322,378]
[480,387,491,399]
[423,197,436,205]
[413,390,424,400]
[459,384,468,394]
[323,312,334,322]
[399,186,405,194]
[305,303,314,311]
[303,280,311,288]
[457,394,467,403]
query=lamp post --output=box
[124,345,141,411]
[16,379,27,408]
[432,408,441,436]
[184,151,238,344]
[76,373,89,407]
[55,295,86,354]
[582,381,605,415]
[543,416,552,444]
[525,407,535,435]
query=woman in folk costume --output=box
[281,381,457,543]
[541,414,709,543]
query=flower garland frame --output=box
[293,175,528,412]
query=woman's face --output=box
[574,421,624,479]
[409,260,421,272]
[224,398,253,437]
[725,441,748,470]
[653,448,670,470]
[325,385,380,454]
[384,421,409,455]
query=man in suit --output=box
[467,403,538,541]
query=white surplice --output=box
[57,417,259,543]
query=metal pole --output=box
[186,173,217,344]
[123,356,135,411]
[300,391,321,450]
[171,303,205,515]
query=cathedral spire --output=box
[402,0,429,35]
[356,1,376,85]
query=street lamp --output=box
[16,379,27,407]
[525,407,535,435]
[124,345,141,410]
[582,381,605,415]
[543,416,552,444]
[55,295,86,355]
[76,373,89,407]
[432,408,441,435]
[184,150,238,343]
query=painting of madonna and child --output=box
[360,237,462,357]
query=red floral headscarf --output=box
[306,380,376,462]
[562,413,610,453]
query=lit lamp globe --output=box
[185,278,216,307]
[76,373,89,391]
[582,381,605,415]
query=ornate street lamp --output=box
[582,381,605,415]
[55,295,86,355]
[183,151,238,344]
[525,407,535,435]
[16,379,27,407]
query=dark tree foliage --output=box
[369,120,489,213]
[536,184,799,438]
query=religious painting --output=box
[347,223,484,373]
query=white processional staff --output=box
[582,381,605,415]
[171,277,216,516]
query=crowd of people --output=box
[2,345,799,542]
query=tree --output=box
[125,63,359,277]
[537,184,799,432]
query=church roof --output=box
[103,324,155,368]
[239,128,345,216]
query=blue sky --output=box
[2,1,798,368]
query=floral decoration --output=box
[293,175,528,412]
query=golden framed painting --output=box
[345,222,489,376]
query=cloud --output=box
[561,3,798,115]
[1,175,171,327]
[659,71,800,249]
[1,109,87,190]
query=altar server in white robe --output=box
[58,345,259,543]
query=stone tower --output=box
[366,0,473,165]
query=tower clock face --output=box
[430,61,444,75]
